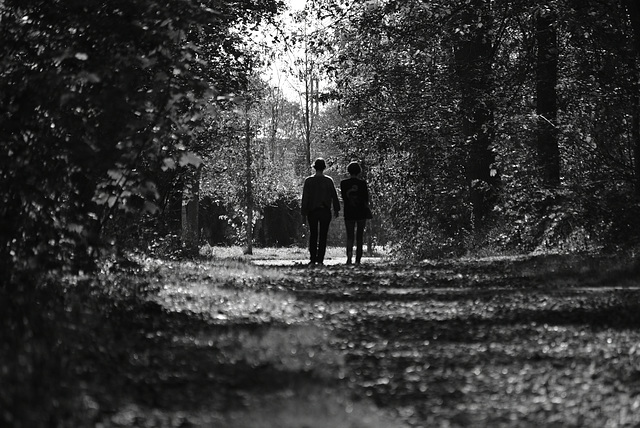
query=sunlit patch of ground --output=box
[200,245,389,266]
[200,244,348,260]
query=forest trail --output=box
[12,252,640,427]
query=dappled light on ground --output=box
[4,252,640,426]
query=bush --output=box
[486,183,640,253]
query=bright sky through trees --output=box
[288,0,305,11]
[260,0,308,100]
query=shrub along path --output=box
[5,252,640,427]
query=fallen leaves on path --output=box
[5,252,640,427]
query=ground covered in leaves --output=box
[4,250,640,427]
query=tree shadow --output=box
[68,295,338,422]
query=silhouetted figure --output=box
[340,162,370,265]
[301,158,340,265]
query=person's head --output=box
[347,161,361,176]
[313,158,326,171]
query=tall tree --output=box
[625,0,640,194]
[454,0,498,229]
[181,165,202,253]
[536,4,561,187]
[244,114,254,255]
[288,6,323,173]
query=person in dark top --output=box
[301,158,340,266]
[340,161,370,265]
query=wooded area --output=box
[3,0,640,426]
[4,0,640,271]
[324,0,640,256]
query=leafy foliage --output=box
[315,0,640,257]
[0,0,283,275]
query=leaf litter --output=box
[11,252,640,427]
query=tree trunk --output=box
[626,0,640,53]
[454,0,497,230]
[625,0,640,195]
[269,88,281,163]
[304,73,312,169]
[302,37,315,171]
[270,104,278,162]
[181,166,200,252]
[632,78,640,196]
[245,117,253,255]
[536,5,561,187]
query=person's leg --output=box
[307,212,319,264]
[355,219,366,264]
[344,219,355,264]
[317,209,332,264]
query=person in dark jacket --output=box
[301,158,340,265]
[340,161,370,265]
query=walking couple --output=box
[301,158,371,266]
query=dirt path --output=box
[251,256,380,266]
[54,254,640,427]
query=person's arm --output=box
[332,181,340,218]
[364,181,369,205]
[301,179,309,217]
